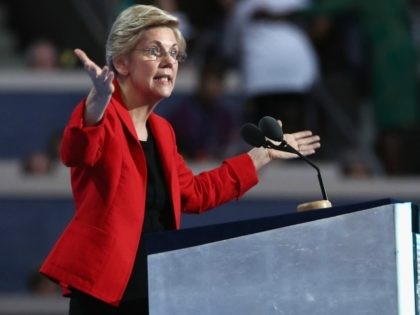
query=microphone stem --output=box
[269,141,329,201]
[316,172,328,201]
[293,148,328,201]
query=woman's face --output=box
[120,26,180,105]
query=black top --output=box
[140,134,173,233]
[123,130,174,301]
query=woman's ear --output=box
[112,54,129,76]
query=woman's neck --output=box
[117,77,156,141]
[130,108,149,141]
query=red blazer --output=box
[40,85,258,306]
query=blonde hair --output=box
[105,5,186,71]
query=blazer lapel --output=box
[112,86,139,142]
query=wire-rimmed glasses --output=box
[134,46,187,63]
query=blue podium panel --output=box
[147,203,415,315]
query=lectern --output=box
[143,199,419,315]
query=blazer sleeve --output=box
[60,99,109,167]
[176,151,259,213]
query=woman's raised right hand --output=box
[74,48,115,125]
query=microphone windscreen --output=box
[258,116,283,141]
[240,123,266,147]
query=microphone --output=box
[258,116,283,141]
[241,116,332,211]
[240,120,292,151]
[240,123,266,148]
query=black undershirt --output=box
[123,130,174,301]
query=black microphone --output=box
[241,116,331,207]
[258,116,283,141]
[240,123,266,148]
[240,120,287,150]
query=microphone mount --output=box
[262,139,329,201]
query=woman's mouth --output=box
[153,74,172,84]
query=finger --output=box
[105,71,115,84]
[297,135,320,145]
[290,130,313,139]
[102,69,115,91]
[74,48,90,64]
[98,66,115,87]
[299,142,321,151]
[75,48,101,75]
[85,66,102,83]
[105,73,115,93]
[98,66,110,81]
[299,149,316,156]
[92,67,114,93]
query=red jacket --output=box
[40,86,258,305]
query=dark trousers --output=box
[69,292,149,315]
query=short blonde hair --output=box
[105,5,186,71]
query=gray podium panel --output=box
[148,203,415,315]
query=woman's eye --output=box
[169,49,179,57]
[149,47,160,56]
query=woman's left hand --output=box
[268,131,321,160]
[247,130,321,171]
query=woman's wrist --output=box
[247,147,272,171]
[84,89,111,126]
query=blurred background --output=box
[0,0,419,313]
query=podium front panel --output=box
[148,203,415,315]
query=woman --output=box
[40,4,320,314]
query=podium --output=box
[143,199,419,315]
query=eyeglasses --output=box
[134,47,187,63]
